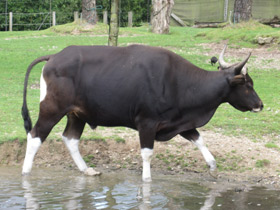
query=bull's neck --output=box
[178,69,229,111]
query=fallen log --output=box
[260,16,280,28]
[193,22,223,28]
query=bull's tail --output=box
[22,55,51,134]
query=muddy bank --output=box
[0,128,279,188]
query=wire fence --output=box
[0,11,80,31]
[0,9,149,31]
[1,0,280,31]
[173,0,280,26]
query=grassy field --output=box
[0,22,279,144]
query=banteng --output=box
[22,44,263,181]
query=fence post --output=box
[128,11,133,27]
[224,0,229,22]
[103,11,108,25]
[52,11,56,26]
[74,11,79,22]
[229,10,232,24]
[9,12,13,31]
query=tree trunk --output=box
[151,0,174,34]
[233,0,252,23]
[82,0,97,24]
[108,0,119,46]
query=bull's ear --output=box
[229,75,246,86]
[234,52,251,75]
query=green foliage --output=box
[96,0,150,27]
[83,154,94,163]
[255,159,270,168]
[0,0,81,31]
[265,142,279,149]
[114,137,126,143]
[0,0,150,31]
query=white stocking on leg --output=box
[22,133,42,175]
[192,136,217,178]
[141,148,153,182]
[62,136,88,172]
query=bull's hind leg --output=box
[22,133,42,175]
[180,129,217,178]
[62,113,100,176]
[22,102,65,175]
[62,113,87,172]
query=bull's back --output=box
[43,45,179,127]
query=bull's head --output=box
[218,45,263,112]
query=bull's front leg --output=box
[138,123,156,182]
[141,148,154,182]
[180,129,217,178]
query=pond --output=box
[0,167,279,210]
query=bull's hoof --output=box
[209,168,218,179]
[84,168,101,176]
[22,172,31,176]
[142,177,152,182]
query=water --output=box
[0,167,279,210]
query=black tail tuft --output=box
[22,103,32,134]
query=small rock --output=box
[257,37,273,45]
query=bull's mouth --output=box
[251,107,262,113]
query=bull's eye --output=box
[246,83,253,88]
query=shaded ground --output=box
[0,127,279,188]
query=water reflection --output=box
[20,174,254,210]
[0,167,279,209]
[21,171,167,210]
[138,183,152,210]
[200,189,217,210]
[22,178,39,209]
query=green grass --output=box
[0,21,279,143]
[265,142,279,150]
[255,159,271,168]
[196,20,280,48]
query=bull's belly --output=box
[77,112,136,129]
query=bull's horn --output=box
[241,66,248,75]
[218,44,232,69]
[234,52,251,75]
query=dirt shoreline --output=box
[1,128,279,189]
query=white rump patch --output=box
[62,136,88,172]
[22,133,42,175]
[141,148,153,182]
[40,67,47,102]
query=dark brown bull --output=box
[22,44,263,181]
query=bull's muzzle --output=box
[251,101,264,113]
